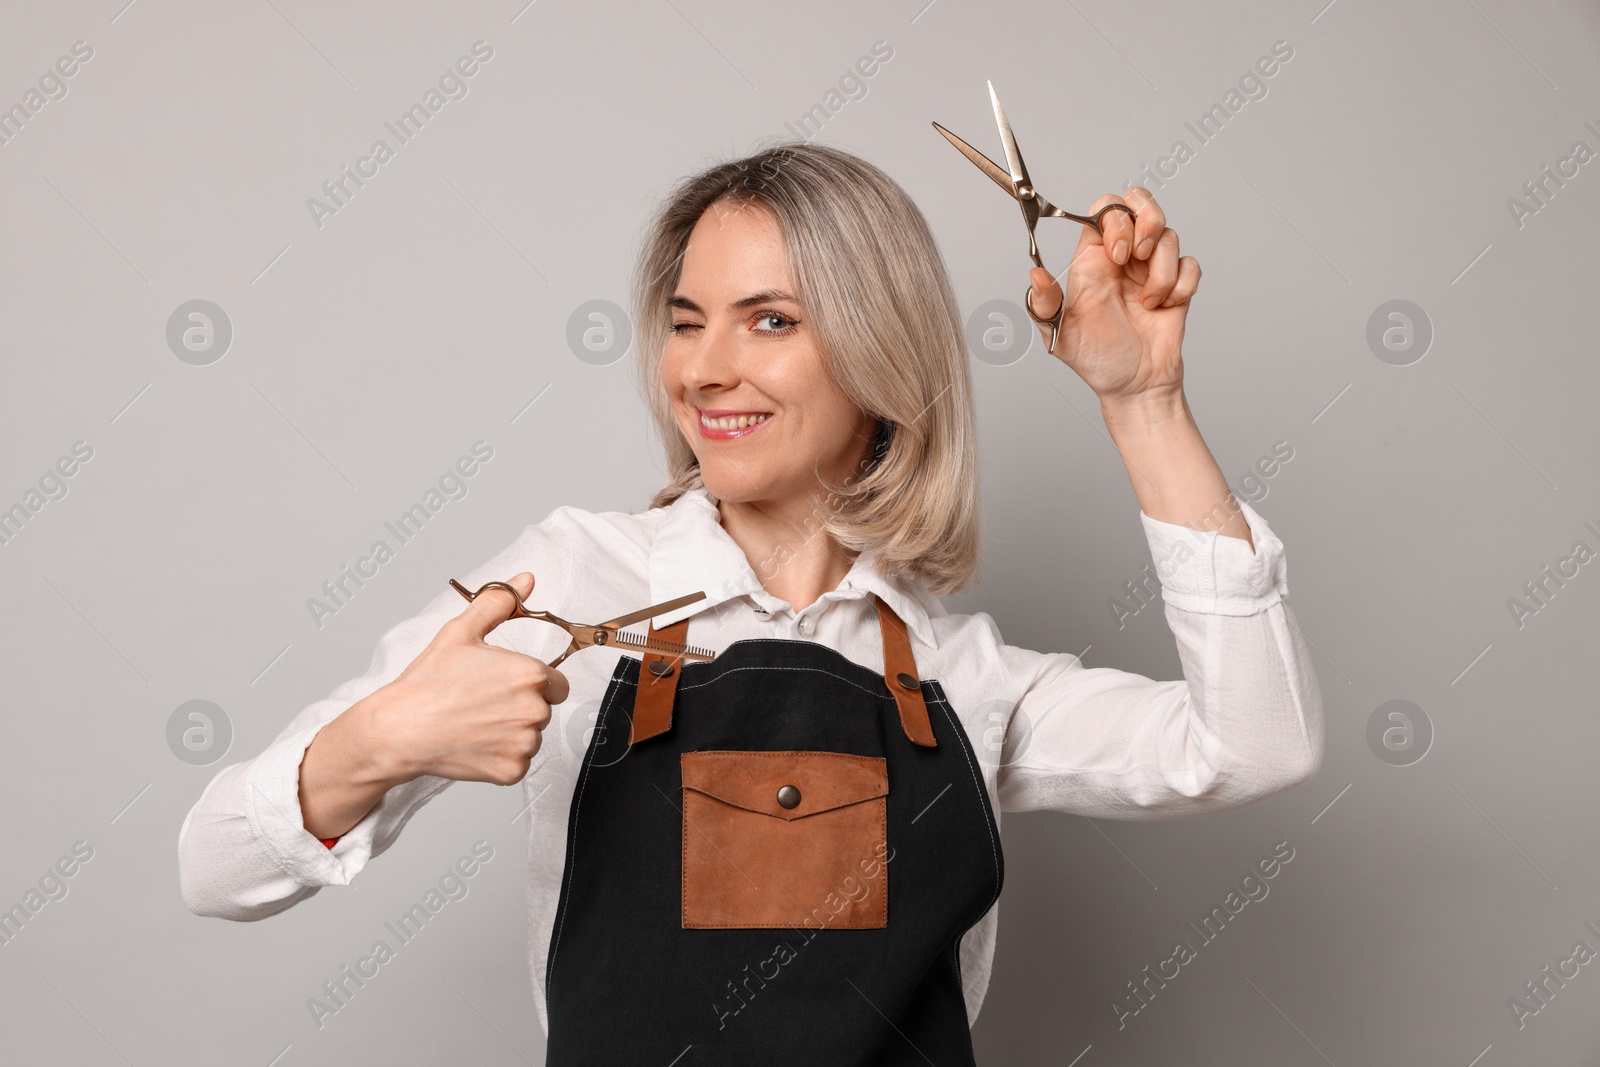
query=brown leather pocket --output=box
[681,750,889,929]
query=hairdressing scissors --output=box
[448,578,716,668]
[933,80,1137,354]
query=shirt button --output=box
[798,615,814,636]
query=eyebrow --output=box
[667,289,799,315]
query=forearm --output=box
[1100,388,1253,550]
[298,689,408,840]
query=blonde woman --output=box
[179,142,1323,1064]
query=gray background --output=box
[2,0,1597,1063]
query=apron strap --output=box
[628,617,690,745]
[875,595,937,748]
[626,595,938,748]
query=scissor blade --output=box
[595,590,707,631]
[987,80,1030,191]
[931,121,1018,198]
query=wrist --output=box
[1100,387,1190,433]
[342,685,415,790]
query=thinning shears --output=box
[933,80,1137,354]
[448,578,716,668]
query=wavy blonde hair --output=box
[633,142,979,597]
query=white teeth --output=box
[701,412,770,431]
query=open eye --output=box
[753,312,798,335]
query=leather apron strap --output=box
[628,617,690,745]
[628,595,937,748]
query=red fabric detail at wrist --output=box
[319,837,339,849]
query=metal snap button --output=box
[776,784,801,809]
[647,660,675,677]
[896,672,919,691]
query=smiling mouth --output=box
[695,408,772,440]
[699,411,771,430]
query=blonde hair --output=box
[632,142,980,597]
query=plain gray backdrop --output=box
[3,0,1598,1063]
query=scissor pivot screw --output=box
[1017,184,1035,201]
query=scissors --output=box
[933,80,1137,354]
[448,578,717,668]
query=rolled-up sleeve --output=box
[994,499,1324,817]
[178,518,572,920]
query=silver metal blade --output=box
[988,80,1030,190]
[931,121,1017,197]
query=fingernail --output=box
[1113,240,1128,263]
[1136,238,1154,260]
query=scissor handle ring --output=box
[1023,282,1063,355]
[1089,202,1136,236]
[1053,201,1137,236]
[452,578,534,619]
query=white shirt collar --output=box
[646,486,940,650]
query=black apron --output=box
[544,595,1004,1064]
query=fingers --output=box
[452,571,536,642]
[1165,256,1202,307]
[1141,229,1181,308]
[534,660,570,706]
[1121,187,1167,261]
[1078,192,1130,263]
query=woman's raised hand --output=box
[1026,187,1201,406]
[299,571,570,840]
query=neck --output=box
[716,491,857,613]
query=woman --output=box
[179,143,1323,1063]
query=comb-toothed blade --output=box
[987,79,1030,190]
[931,121,1017,197]
[614,630,716,662]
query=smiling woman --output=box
[635,144,979,609]
[179,138,1323,1067]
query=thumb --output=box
[1028,266,1063,322]
[453,571,536,642]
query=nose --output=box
[677,321,742,397]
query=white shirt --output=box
[178,486,1324,1035]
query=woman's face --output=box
[662,200,878,510]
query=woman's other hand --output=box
[298,571,570,840]
[1026,187,1201,406]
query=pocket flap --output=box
[681,750,887,822]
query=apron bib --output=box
[544,595,1004,1065]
